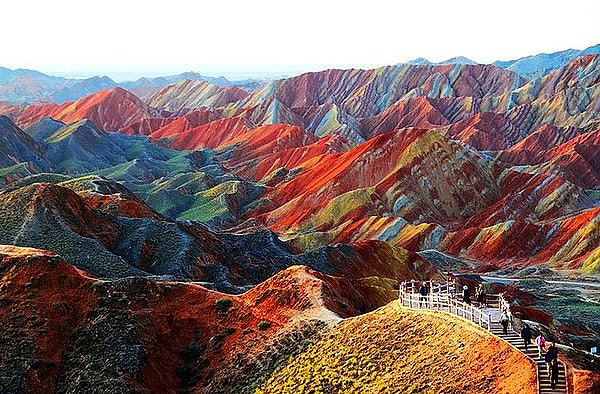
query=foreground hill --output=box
[3,246,598,393]
[0,246,373,393]
[258,302,537,394]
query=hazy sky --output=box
[3,0,599,80]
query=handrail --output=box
[399,279,457,295]
[399,291,492,330]
[400,280,569,393]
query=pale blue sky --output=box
[3,0,599,80]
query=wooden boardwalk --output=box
[399,282,567,393]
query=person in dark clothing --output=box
[545,342,558,376]
[500,309,510,334]
[475,283,486,306]
[521,324,532,351]
[550,359,560,389]
[462,285,471,305]
[419,282,430,308]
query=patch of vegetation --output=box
[537,296,600,333]
[0,162,29,177]
[215,298,233,316]
[176,340,209,390]
[517,278,547,290]
[179,341,205,362]
[257,321,272,331]
[175,364,198,389]
[211,333,226,347]
[56,175,100,193]
[225,327,236,336]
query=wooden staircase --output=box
[489,321,567,393]
[399,281,569,393]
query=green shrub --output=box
[212,333,226,345]
[180,341,205,362]
[258,321,272,331]
[215,298,233,316]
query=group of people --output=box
[461,283,486,306]
[522,328,561,390]
[416,278,562,390]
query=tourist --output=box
[500,309,510,334]
[535,334,547,359]
[419,281,429,308]
[550,359,560,390]
[475,283,485,306]
[521,324,532,351]
[462,285,471,305]
[545,342,558,376]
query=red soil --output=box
[0,247,381,392]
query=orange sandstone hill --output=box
[8,87,154,132]
[258,303,537,394]
[0,246,371,393]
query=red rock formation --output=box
[7,88,152,132]
[148,108,224,139]
[259,128,498,231]
[119,117,174,136]
[230,134,350,181]
[499,129,600,189]
[360,96,450,138]
[14,102,60,126]
[0,246,379,392]
[217,123,322,167]
[445,111,523,150]
[165,116,252,150]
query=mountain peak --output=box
[442,56,478,65]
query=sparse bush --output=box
[215,298,233,316]
[180,341,205,362]
[226,327,236,336]
[258,321,272,331]
[212,333,226,346]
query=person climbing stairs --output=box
[489,321,567,393]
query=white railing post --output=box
[398,280,495,331]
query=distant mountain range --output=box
[406,56,478,65]
[1,44,599,104]
[407,43,600,76]
[0,68,262,104]
[493,43,600,76]
[0,52,598,277]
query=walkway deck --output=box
[399,283,567,393]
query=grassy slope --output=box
[258,303,537,394]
